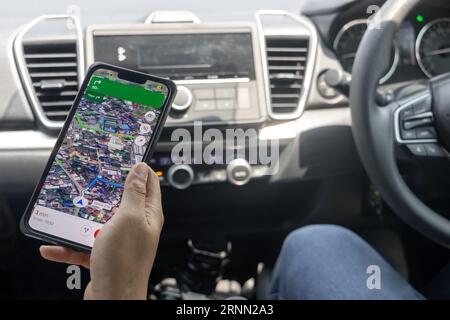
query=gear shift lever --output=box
[178,239,232,295]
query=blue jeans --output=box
[270,225,424,300]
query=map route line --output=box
[86,176,99,190]
[97,177,125,189]
[81,175,124,197]
[75,113,137,140]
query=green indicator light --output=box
[416,15,424,23]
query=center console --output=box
[85,21,270,189]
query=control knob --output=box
[167,164,194,190]
[171,86,193,112]
[226,159,252,186]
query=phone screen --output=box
[26,67,171,248]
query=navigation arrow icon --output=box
[73,196,88,208]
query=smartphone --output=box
[20,63,176,252]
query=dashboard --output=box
[1,0,450,194]
[4,8,322,192]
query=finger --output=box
[119,163,149,213]
[145,168,164,227]
[40,245,90,269]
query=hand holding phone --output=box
[41,162,164,299]
[21,63,176,252]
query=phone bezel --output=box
[20,62,177,253]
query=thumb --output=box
[119,163,149,213]
[144,167,164,227]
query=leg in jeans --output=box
[270,225,424,300]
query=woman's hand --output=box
[40,162,164,300]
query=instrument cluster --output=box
[331,4,450,84]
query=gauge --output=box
[333,19,399,84]
[416,18,450,78]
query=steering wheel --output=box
[351,0,450,247]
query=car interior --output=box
[1,0,450,299]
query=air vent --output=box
[23,41,79,122]
[265,37,309,116]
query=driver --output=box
[39,162,425,300]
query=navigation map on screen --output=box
[28,68,168,246]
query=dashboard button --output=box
[215,88,236,99]
[406,144,426,156]
[195,100,216,111]
[196,171,211,184]
[217,99,235,110]
[237,87,251,109]
[210,169,227,182]
[195,89,215,100]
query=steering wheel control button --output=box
[401,129,417,140]
[172,86,193,112]
[168,164,194,190]
[396,96,437,144]
[416,127,437,139]
[400,107,414,119]
[424,144,445,157]
[404,95,432,116]
[407,144,427,157]
[403,116,433,130]
[413,98,432,115]
[227,159,252,186]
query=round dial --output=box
[416,18,450,78]
[333,19,399,84]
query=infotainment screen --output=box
[93,33,256,81]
